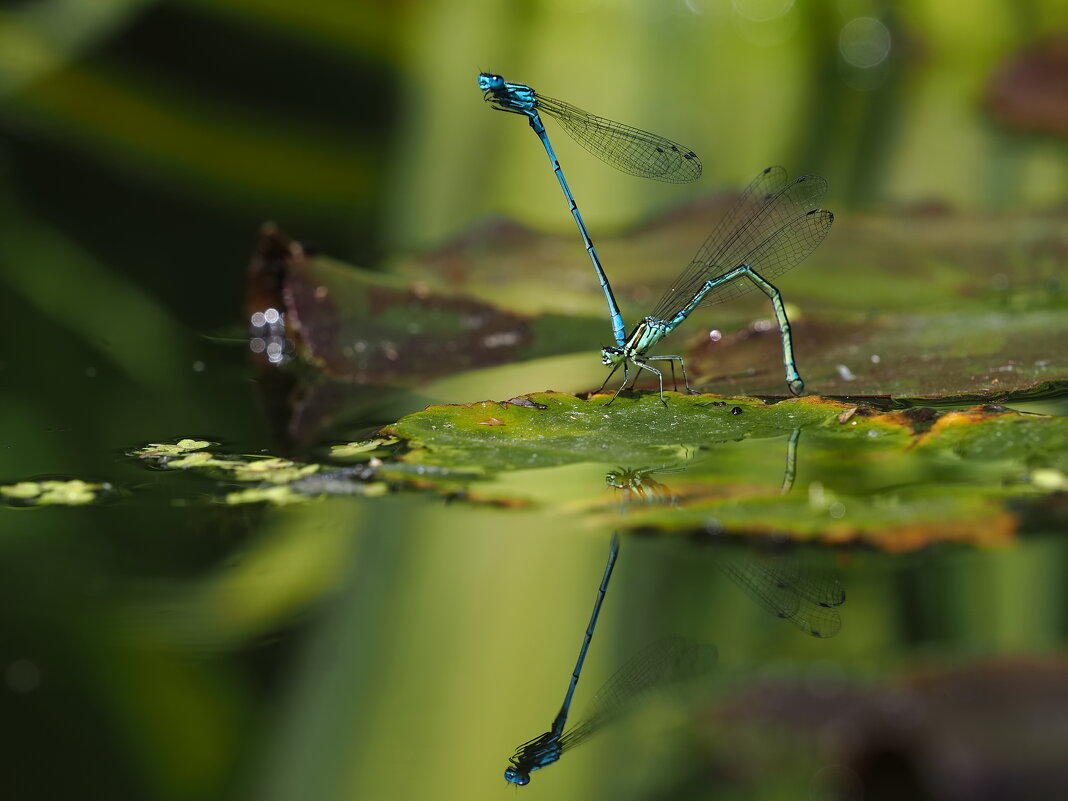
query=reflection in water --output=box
[717,425,845,637]
[506,636,719,786]
[747,425,846,637]
[605,427,800,506]
[717,656,1068,800]
[605,428,846,639]
[780,426,801,495]
[716,549,846,638]
[604,465,684,506]
[504,536,718,785]
[505,534,619,786]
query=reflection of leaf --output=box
[714,655,1068,798]
[382,392,1068,550]
[225,485,308,506]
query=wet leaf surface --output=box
[381,392,1068,550]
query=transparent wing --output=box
[717,552,802,620]
[536,94,702,184]
[718,550,845,639]
[559,637,717,752]
[792,562,846,610]
[786,561,846,639]
[692,165,791,265]
[651,168,830,320]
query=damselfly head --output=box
[504,767,530,786]
[478,73,505,92]
[601,346,623,366]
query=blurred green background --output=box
[2,1,1068,800]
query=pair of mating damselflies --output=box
[477,73,834,403]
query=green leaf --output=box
[381,392,1068,550]
[329,438,399,459]
[1,478,111,506]
[133,439,214,458]
[127,439,386,505]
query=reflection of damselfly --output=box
[505,637,717,785]
[605,465,684,507]
[505,536,716,785]
[716,548,846,638]
[710,426,843,637]
[606,426,801,507]
[504,534,619,786]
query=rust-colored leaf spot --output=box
[862,511,1017,553]
[915,405,1017,446]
